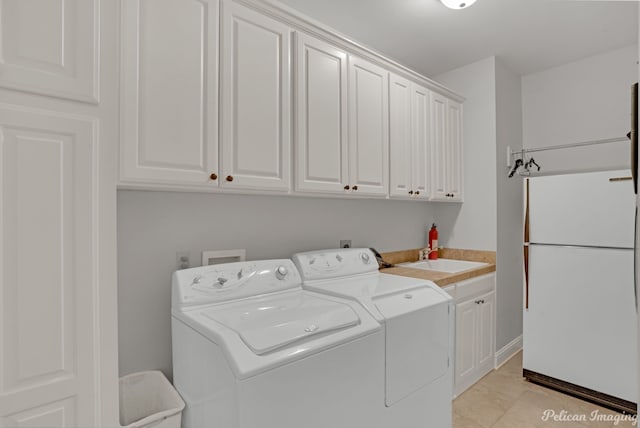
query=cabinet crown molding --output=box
[231,0,465,103]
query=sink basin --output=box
[399,259,489,273]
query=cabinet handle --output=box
[226,175,234,182]
[409,190,414,195]
[352,185,358,191]
[344,185,350,190]
[209,173,218,181]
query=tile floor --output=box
[453,352,637,427]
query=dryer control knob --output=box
[276,265,288,280]
[360,252,371,264]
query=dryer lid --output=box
[202,291,360,355]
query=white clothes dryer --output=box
[293,248,455,428]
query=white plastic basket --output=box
[119,370,185,428]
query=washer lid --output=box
[202,292,360,355]
[303,272,439,300]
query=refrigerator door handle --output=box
[630,82,637,194]
[524,179,530,309]
[635,206,638,313]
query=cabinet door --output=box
[476,291,495,372]
[221,3,291,191]
[121,0,219,187]
[455,298,477,395]
[0,106,98,426]
[430,92,448,200]
[348,56,389,196]
[295,33,348,193]
[389,74,412,199]
[411,84,430,199]
[0,0,98,102]
[447,100,463,201]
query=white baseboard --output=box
[495,334,523,368]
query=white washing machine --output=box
[292,248,455,428]
[171,259,386,428]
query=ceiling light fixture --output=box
[440,0,476,10]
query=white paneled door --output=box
[430,93,463,202]
[0,0,99,103]
[455,298,477,391]
[430,91,448,200]
[348,56,389,196]
[0,105,98,427]
[389,76,430,200]
[220,2,291,191]
[389,74,412,198]
[120,0,219,186]
[447,100,463,201]
[295,33,349,194]
[411,84,430,199]
[476,291,495,371]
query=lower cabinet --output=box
[445,273,496,397]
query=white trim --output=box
[233,0,465,103]
[494,335,523,369]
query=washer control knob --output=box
[213,277,228,289]
[361,252,371,264]
[276,265,288,280]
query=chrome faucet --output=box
[419,246,442,260]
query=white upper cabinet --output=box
[447,100,464,201]
[118,0,463,197]
[348,56,389,196]
[389,75,430,200]
[431,92,464,201]
[431,92,448,200]
[120,0,219,187]
[0,0,99,103]
[220,2,291,191]
[389,74,412,198]
[295,33,349,193]
[411,84,430,199]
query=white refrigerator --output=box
[523,169,637,413]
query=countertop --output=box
[379,248,496,287]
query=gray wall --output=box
[522,44,637,174]
[434,57,498,252]
[434,56,526,355]
[117,190,435,377]
[495,59,524,351]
